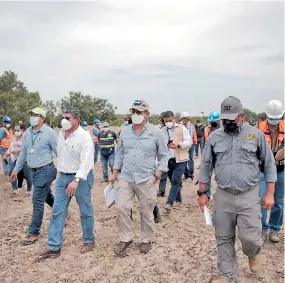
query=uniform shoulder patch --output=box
[245,134,255,141]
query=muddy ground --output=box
[0,159,283,283]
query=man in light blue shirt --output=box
[11,107,57,245]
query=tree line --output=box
[0,70,266,128]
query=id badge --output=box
[30,148,35,154]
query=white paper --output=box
[104,182,116,208]
[204,205,213,226]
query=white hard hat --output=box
[180,112,190,119]
[265,100,284,119]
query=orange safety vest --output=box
[193,127,198,145]
[204,127,211,142]
[259,120,284,150]
[0,127,13,149]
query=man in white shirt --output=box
[160,111,192,212]
[40,107,95,258]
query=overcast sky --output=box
[0,1,284,115]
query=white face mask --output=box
[30,116,39,127]
[103,127,109,132]
[61,118,72,131]
[166,121,174,129]
[5,123,11,128]
[132,113,144,125]
[14,131,22,137]
[124,120,129,126]
[83,126,88,130]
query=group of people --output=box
[0,97,284,283]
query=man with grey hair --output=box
[40,107,95,258]
[198,96,276,283]
[109,99,169,255]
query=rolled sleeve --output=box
[156,131,169,172]
[113,137,124,171]
[198,139,214,184]
[259,132,277,183]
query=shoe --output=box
[248,256,261,273]
[262,231,268,244]
[21,235,39,246]
[211,279,231,283]
[157,192,165,197]
[173,202,182,209]
[115,240,133,255]
[154,209,162,223]
[40,249,61,259]
[139,242,152,254]
[164,204,172,213]
[81,242,95,254]
[269,232,280,243]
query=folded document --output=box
[104,183,116,208]
[204,205,213,226]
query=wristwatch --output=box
[74,177,80,183]
[197,190,207,197]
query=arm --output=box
[275,139,284,161]
[156,131,170,175]
[75,139,94,180]
[50,130,58,156]
[113,132,119,144]
[13,142,28,173]
[179,126,192,149]
[113,135,124,174]
[0,130,7,143]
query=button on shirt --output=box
[113,123,170,184]
[199,124,277,192]
[57,126,94,180]
[14,124,58,172]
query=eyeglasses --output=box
[131,109,142,115]
[61,117,71,121]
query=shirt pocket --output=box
[213,144,229,165]
[241,143,258,164]
[138,137,157,156]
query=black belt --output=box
[31,162,53,172]
[60,172,76,176]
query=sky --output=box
[0,1,284,115]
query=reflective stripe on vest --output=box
[259,120,284,151]
[99,135,115,149]
[0,128,13,149]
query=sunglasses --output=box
[61,116,73,121]
[131,109,142,115]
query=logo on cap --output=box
[224,106,232,112]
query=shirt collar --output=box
[32,123,47,133]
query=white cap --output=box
[180,112,190,119]
[265,100,284,119]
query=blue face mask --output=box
[268,118,281,126]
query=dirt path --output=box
[0,161,283,283]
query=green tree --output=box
[42,100,61,128]
[0,71,41,124]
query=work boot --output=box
[139,242,152,254]
[157,192,165,197]
[40,249,61,259]
[115,240,133,255]
[81,242,95,254]
[173,202,182,209]
[269,232,280,243]
[21,235,39,246]
[248,256,261,273]
[154,208,161,223]
[164,204,172,213]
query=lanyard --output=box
[167,129,172,141]
[31,131,40,146]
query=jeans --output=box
[28,163,57,236]
[195,137,204,157]
[159,171,168,195]
[167,162,187,206]
[260,171,284,232]
[184,145,195,178]
[47,171,95,251]
[0,147,10,175]
[8,160,32,190]
[101,151,115,180]
[94,142,100,163]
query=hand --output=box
[3,155,7,160]
[10,172,17,182]
[150,176,157,184]
[198,195,209,212]
[109,174,118,184]
[168,142,178,149]
[66,181,79,197]
[262,193,274,210]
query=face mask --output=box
[14,131,22,137]
[124,121,129,126]
[30,116,39,127]
[166,121,174,129]
[268,118,281,126]
[5,123,11,128]
[61,118,72,131]
[223,120,239,133]
[197,123,201,127]
[132,113,144,125]
[103,127,109,132]
[83,126,88,130]
[210,122,218,128]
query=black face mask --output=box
[223,120,239,133]
[210,122,218,128]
